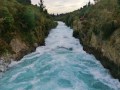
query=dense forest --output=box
[0,0,57,59]
[54,0,120,80]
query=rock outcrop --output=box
[10,38,29,60]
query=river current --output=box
[0,22,120,90]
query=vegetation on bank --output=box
[54,0,120,80]
[0,0,57,56]
[55,0,120,40]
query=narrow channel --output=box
[0,22,120,90]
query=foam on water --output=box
[0,22,120,90]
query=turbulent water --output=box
[0,22,120,90]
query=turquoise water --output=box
[0,22,120,90]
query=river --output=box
[0,22,120,90]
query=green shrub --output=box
[117,0,120,5]
[0,7,14,33]
[93,27,100,35]
[4,16,14,30]
[23,7,35,31]
[101,21,117,39]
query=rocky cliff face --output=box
[73,20,120,80]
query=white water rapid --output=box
[0,22,120,90]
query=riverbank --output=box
[73,30,120,81]
[0,0,57,72]
[0,30,52,73]
[55,0,120,81]
[0,40,41,72]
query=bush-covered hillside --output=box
[54,0,120,80]
[56,0,120,40]
[0,0,57,56]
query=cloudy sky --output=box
[31,0,94,14]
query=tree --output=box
[39,0,45,12]
[88,1,91,6]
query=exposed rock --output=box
[10,38,28,54]
[10,38,30,60]
[34,43,38,48]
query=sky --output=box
[31,0,94,14]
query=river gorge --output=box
[0,22,120,90]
